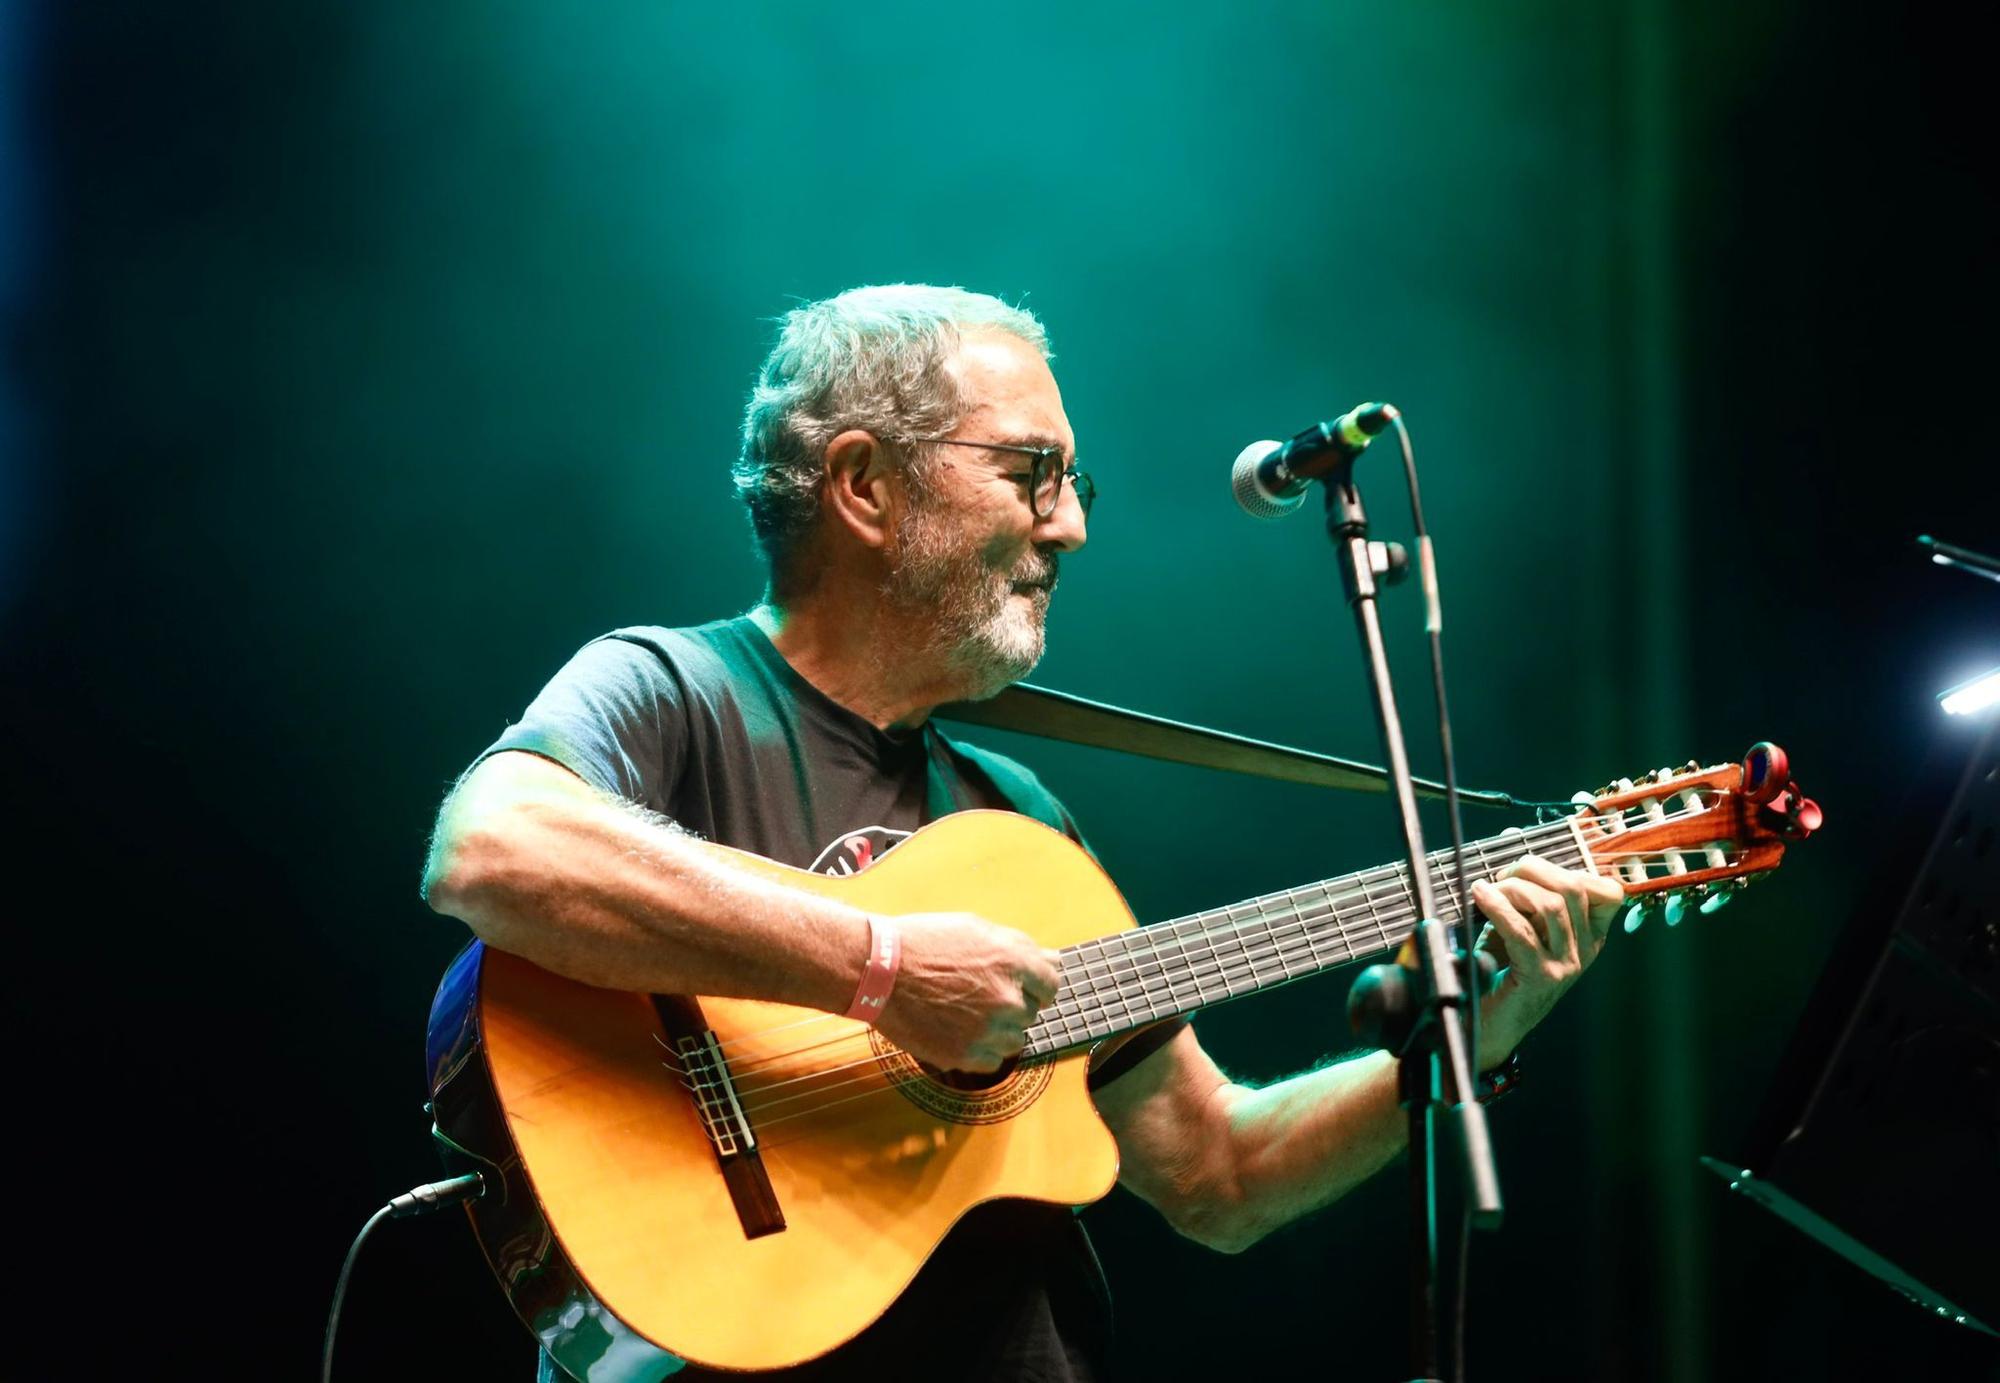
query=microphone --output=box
[1231,402,1401,518]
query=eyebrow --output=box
[1008,433,1073,460]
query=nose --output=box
[1036,483,1088,553]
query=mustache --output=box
[1011,552,1060,592]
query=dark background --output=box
[5,1,1994,1379]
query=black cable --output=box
[1389,413,1476,1383]
[322,1173,485,1383]
[323,1204,393,1383]
[1455,1205,1474,1383]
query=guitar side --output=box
[428,811,1139,1378]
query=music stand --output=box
[1703,713,1999,1335]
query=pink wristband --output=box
[844,916,901,1023]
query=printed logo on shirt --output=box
[808,826,914,877]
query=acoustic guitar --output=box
[424,745,1818,1380]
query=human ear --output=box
[821,429,895,551]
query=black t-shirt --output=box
[482,617,1183,1383]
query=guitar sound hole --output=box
[915,1056,1019,1091]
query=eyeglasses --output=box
[893,436,1095,520]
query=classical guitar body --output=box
[427,812,1132,1379]
[427,749,1814,1380]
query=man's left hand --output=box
[1467,855,1625,1069]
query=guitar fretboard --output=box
[1021,817,1590,1059]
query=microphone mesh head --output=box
[1231,441,1306,519]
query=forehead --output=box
[949,329,1073,449]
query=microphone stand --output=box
[1321,460,1502,1383]
[1917,533,2000,584]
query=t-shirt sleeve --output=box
[476,636,684,810]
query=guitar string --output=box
[747,843,1729,1140]
[698,827,1720,1123]
[727,833,1618,1119]
[662,806,1629,1078]
[729,822,1709,1120]
[663,786,1718,1073]
[731,815,1734,1125]
[1030,820,1596,1026]
[733,804,1735,1132]
[671,824,1705,1116]
[664,814,1583,1090]
[720,847,1528,1119]
[664,811,1616,1078]
[668,794,1715,1105]
[668,804,1642,1085]
[672,801,1709,1107]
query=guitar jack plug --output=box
[323,1172,487,1383]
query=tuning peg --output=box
[1621,900,1650,933]
[1664,893,1688,926]
[1761,784,1825,840]
[1700,887,1736,916]
[1741,743,1790,804]
[1683,760,1701,773]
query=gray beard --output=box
[884,506,1058,702]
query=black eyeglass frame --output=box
[890,435,1095,520]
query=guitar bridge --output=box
[651,994,786,1240]
[677,1028,758,1157]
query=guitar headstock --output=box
[1570,742,1821,932]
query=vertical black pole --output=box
[1322,465,1501,1383]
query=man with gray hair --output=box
[424,284,1621,1380]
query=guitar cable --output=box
[321,1172,486,1383]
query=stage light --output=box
[1938,667,2000,717]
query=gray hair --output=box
[734,284,1051,592]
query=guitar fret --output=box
[1170,915,1206,1012]
[1128,927,1169,1026]
[1228,904,1267,1001]
[1106,933,1146,1034]
[1465,836,1500,917]
[1360,868,1392,951]
[1220,903,1256,996]
[1031,816,1600,1055]
[1050,940,1114,1052]
[1159,917,1200,1017]
[1305,880,1343,965]
[1087,937,1127,1040]
[1120,931,1153,1028]
[1200,908,1237,1006]
[1273,887,1302,982]
[1292,888,1325,969]
[1138,918,1194,1027]
[1204,907,1241,1005]
[1193,909,1230,1012]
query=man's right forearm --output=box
[423,752,869,1009]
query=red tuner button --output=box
[1741,742,1790,804]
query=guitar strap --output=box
[936,682,1520,809]
[924,723,1073,833]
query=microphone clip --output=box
[1368,540,1410,585]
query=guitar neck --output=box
[1022,814,1593,1059]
